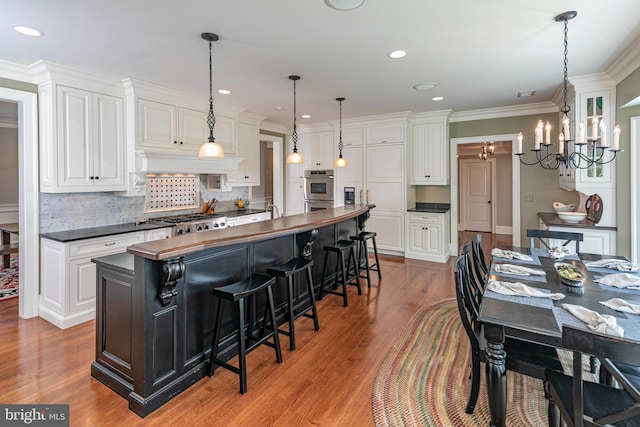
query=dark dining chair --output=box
[459,242,483,309]
[453,254,563,415]
[526,229,583,253]
[471,233,488,283]
[545,325,640,427]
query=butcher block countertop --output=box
[128,204,374,261]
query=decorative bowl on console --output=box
[557,212,587,223]
[553,202,576,213]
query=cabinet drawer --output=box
[408,213,445,224]
[69,232,145,258]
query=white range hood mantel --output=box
[135,151,244,174]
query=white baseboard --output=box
[495,225,513,235]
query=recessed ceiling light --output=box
[302,114,311,119]
[517,90,536,98]
[413,83,436,91]
[12,25,44,37]
[274,106,283,111]
[217,89,231,95]
[324,0,365,11]
[432,96,444,101]
[388,50,407,59]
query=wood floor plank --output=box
[0,232,505,426]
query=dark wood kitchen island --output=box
[90,205,373,417]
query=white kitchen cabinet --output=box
[366,122,405,144]
[539,220,617,255]
[40,85,126,192]
[302,131,335,170]
[137,99,209,152]
[405,212,451,262]
[145,227,172,240]
[411,121,448,185]
[286,182,305,216]
[341,127,364,147]
[366,144,405,253]
[229,122,260,186]
[40,231,146,329]
[236,211,271,225]
[335,145,364,206]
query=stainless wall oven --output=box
[304,169,334,201]
[304,200,334,212]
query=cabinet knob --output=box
[173,141,178,144]
[179,141,183,145]
[487,200,491,204]
[422,227,428,230]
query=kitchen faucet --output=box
[266,203,281,219]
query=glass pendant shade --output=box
[199,140,225,158]
[286,150,303,164]
[198,32,225,158]
[334,156,348,167]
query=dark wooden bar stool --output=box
[267,258,320,351]
[208,273,283,394]
[318,239,361,307]
[350,231,382,288]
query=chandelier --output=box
[515,11,621,170]
[479,142,494,161]
[198,33,225,158]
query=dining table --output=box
[1,222,19,268]
[478,246,640,427]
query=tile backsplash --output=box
[39,182,250,233]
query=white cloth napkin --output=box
[600,298,640,315]
[548,246,574,260]
[491,248,534,262]
[562,303,624,337]
[487,279,565,300]
[594,273,640,290]
[585,259,639,272]
[494,264,546,276]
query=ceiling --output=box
[2,1,640,127]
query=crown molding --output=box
[0,60,36,84]
[449,102,558,123]
[606,33,640,84]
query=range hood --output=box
[135,151,243,174]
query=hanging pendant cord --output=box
[207,40,216,142]
[339,99,343,154]
[292,78,298,151]
[562,18,570,114]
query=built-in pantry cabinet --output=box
[301,129,335,170]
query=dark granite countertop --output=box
[407,202,451,214]
[537,212,617,231]
[40,221,173,243]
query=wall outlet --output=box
[524,194,534,202]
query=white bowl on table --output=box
[553,202,576,213]
[557,212,587,223]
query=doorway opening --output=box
[450,134,522,254]
[0,87,39,319]
[253,132,284,218]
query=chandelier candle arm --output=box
[517,10,622,171]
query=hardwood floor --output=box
[0,232,508,426]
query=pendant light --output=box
[198,32,225,158]
[334,97,348,167]
[286,75,304,164]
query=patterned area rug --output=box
[0,258,19,301]
[372,300,549,426]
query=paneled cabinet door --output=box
[411,122,448,185]
[303,131,335,170]
[137,99,176,149]
[286,182,305,216]
[178,107,208,151]
[335,146,364,206]
[230,123,260,186]
[56,86,125,190]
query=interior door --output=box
[462,159,492,232]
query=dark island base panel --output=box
[92,213,364,417]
